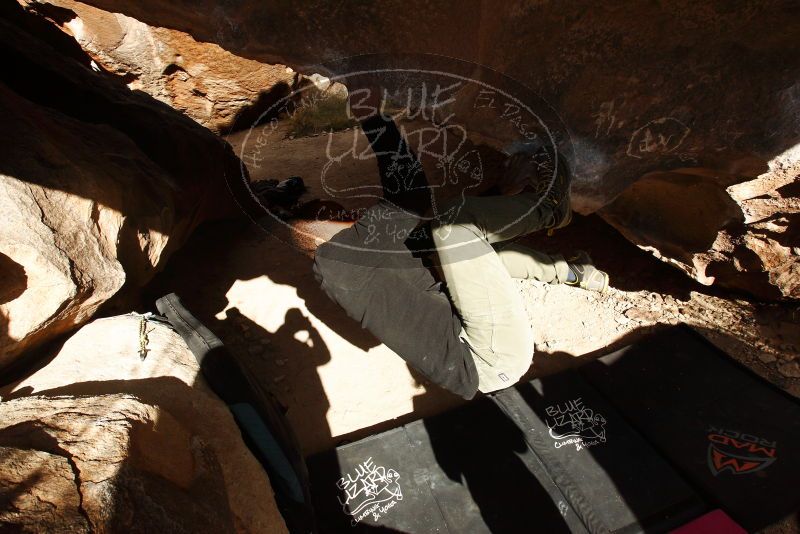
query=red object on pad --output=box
[671,510,747,534]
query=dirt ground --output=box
[144,124,799,456]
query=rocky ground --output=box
[516,216,800,390]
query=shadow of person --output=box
[201,304,334,458]
[141,214,397,453]
[251,220,386,353]
[144,218,380,353]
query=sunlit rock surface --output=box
[19,0,296,134]
[0,315,287,533]
[0,3,243,366]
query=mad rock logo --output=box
[706,426,777,476]
[545,397,607,452]
[337,457,403,526]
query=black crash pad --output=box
[491,373,704,533]
[308,371,703,532]
[579,326,800,532]
[308,398,586,533]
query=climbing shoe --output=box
[531,147,572,232]
[500,141,543,196]
[252,176,306,208]
[502,142,572,231]
[565,250,609,293]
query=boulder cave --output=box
[1,1,798,532]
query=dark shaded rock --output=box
[71,0,800,299]
[0,3,244,366]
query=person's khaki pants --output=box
[433,192,569,393]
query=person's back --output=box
[306,84,608,397]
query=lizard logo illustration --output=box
[545,397,608,451]
[337,457,403,525]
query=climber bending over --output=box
[311,87,608,399]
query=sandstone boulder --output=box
[0,315,287,533]
[73,1,800,207]
[70,0,800,300]
[0,3,243,367]
[19,0,296,134]
[601,151,800,300]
